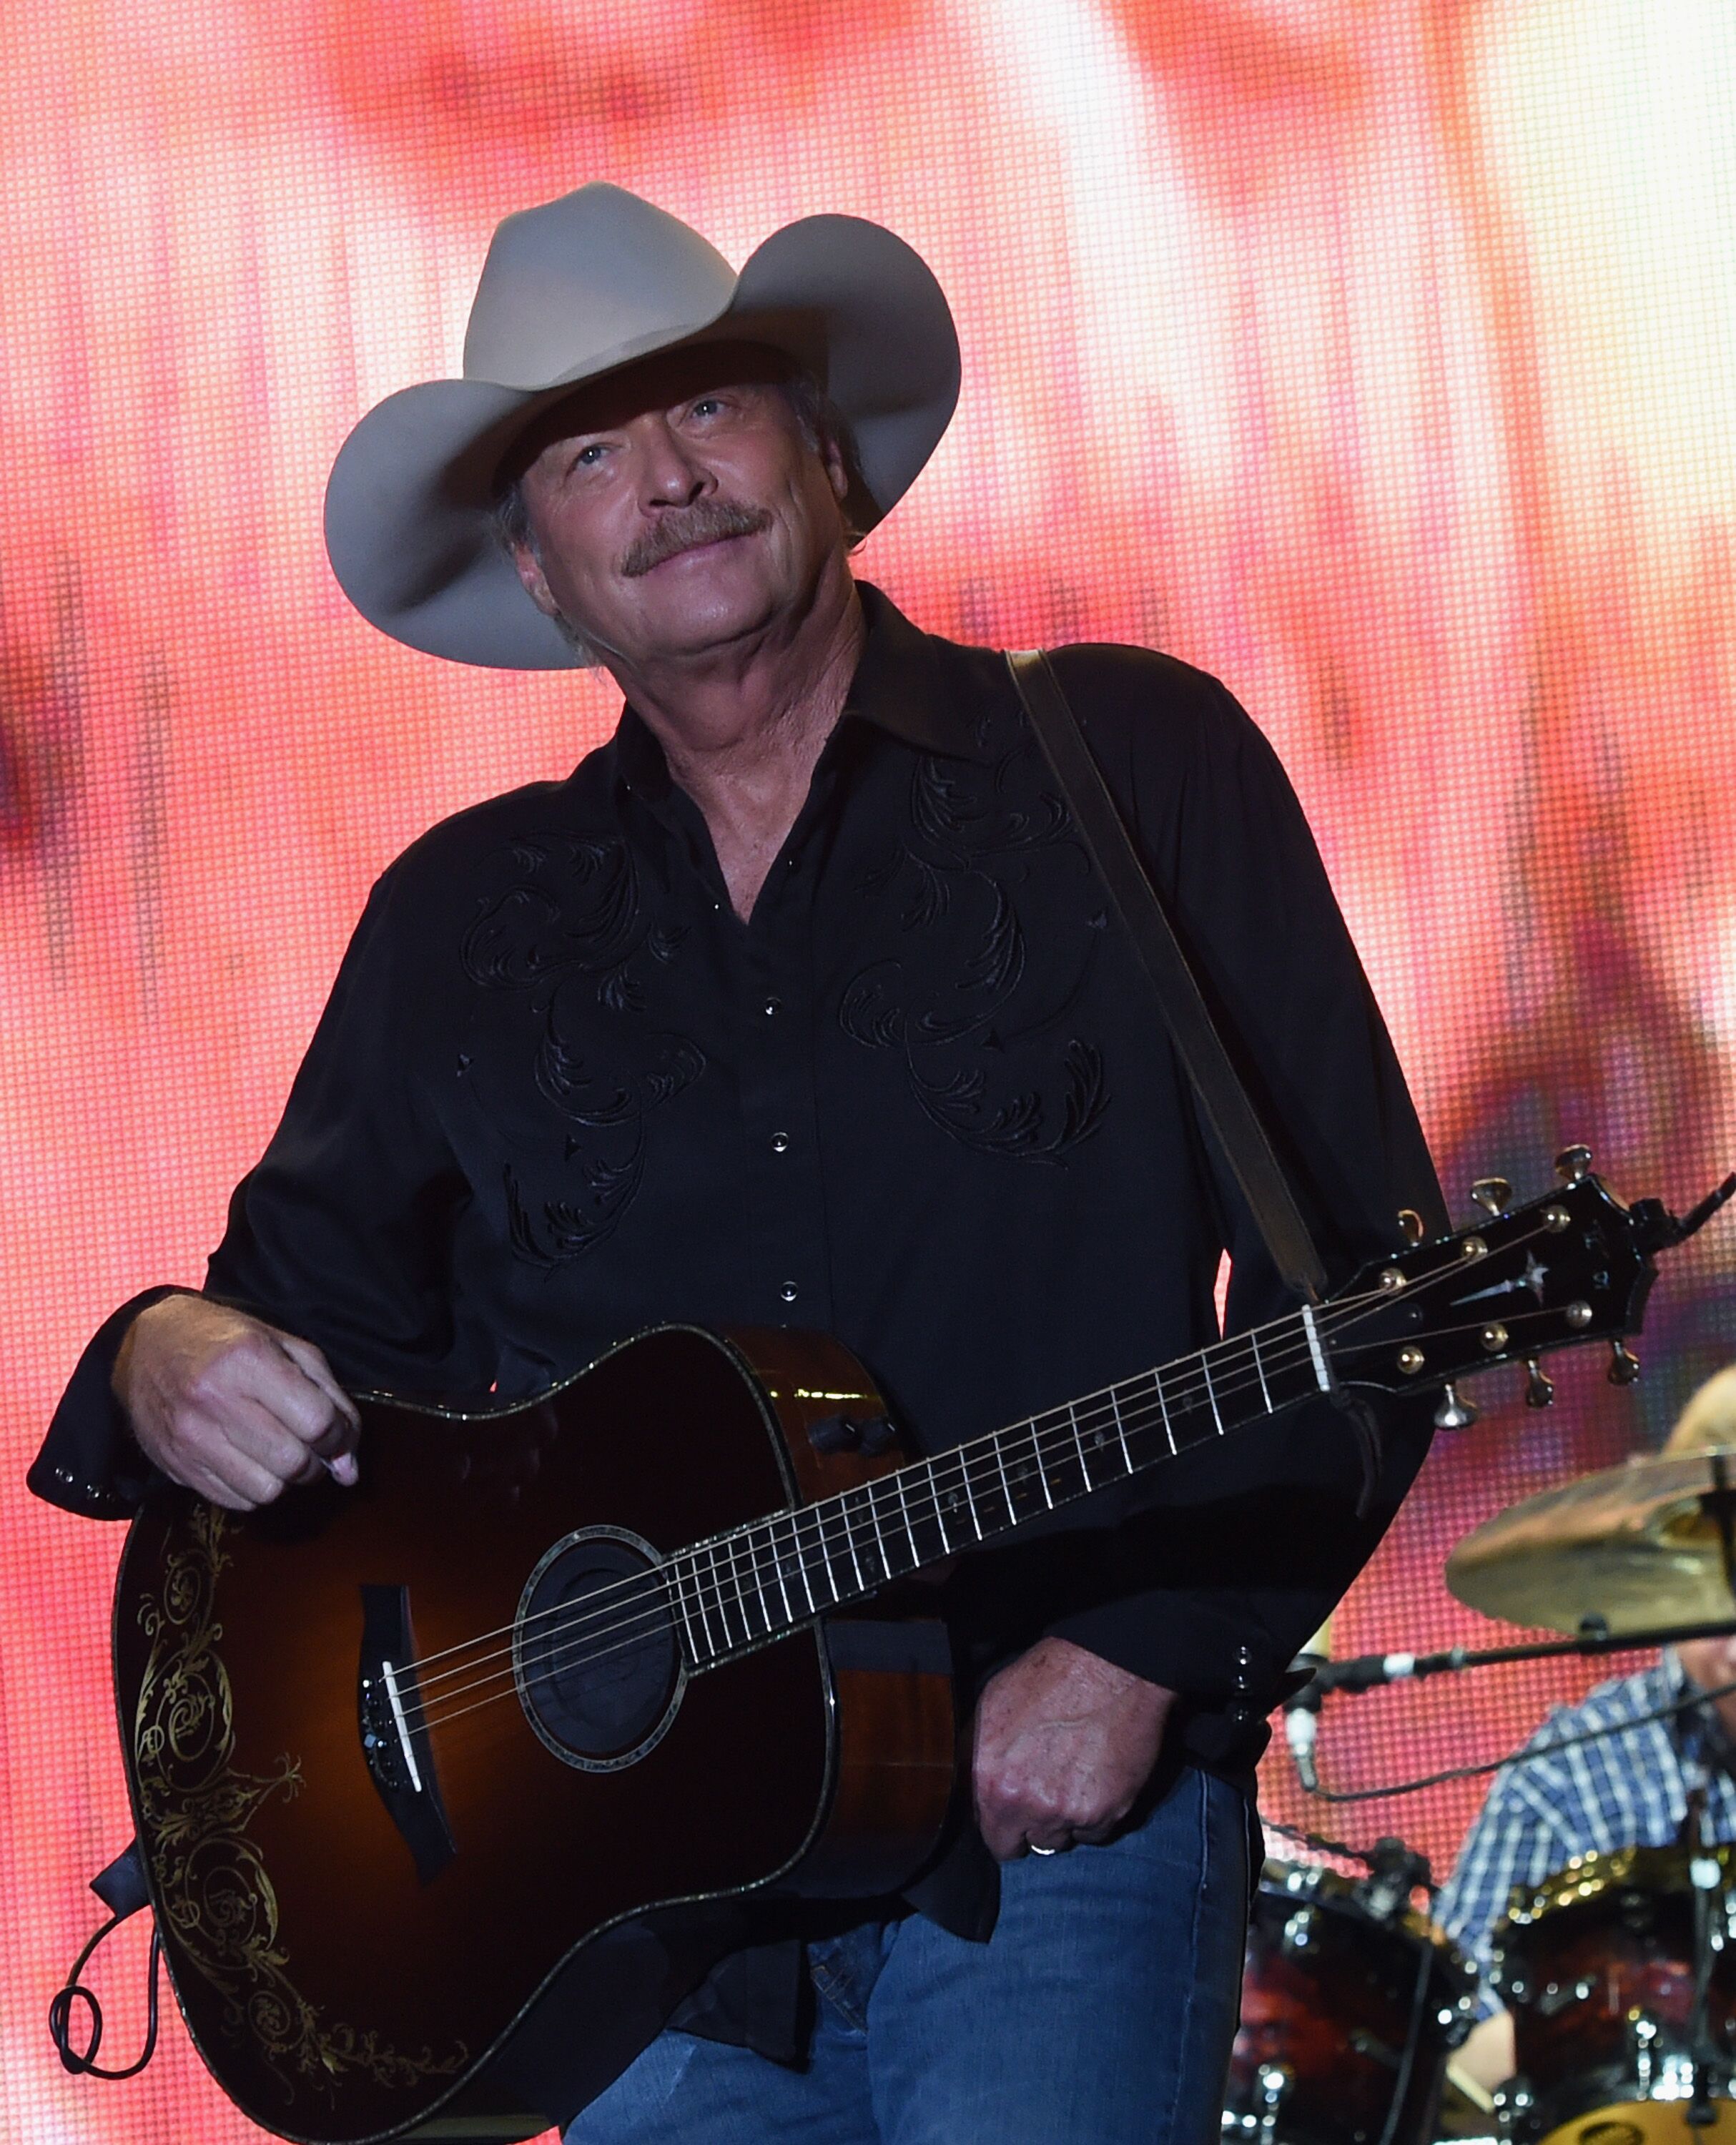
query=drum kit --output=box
[1226,1444,1736,2145]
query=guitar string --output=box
[417,1225,1557,1705]
[398,1229,1566,1734]
[416,1283,1574,1737]
[399,1253,1562,1742]
[398,1346,1301,1733]
[392,1271,1405,1722]
[396,1216,1554,1706]
[392,1268,1402,1699]
[397,1231,1563,1728]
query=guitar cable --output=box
[49,1838,162,2081]
[49,1915,162,2079]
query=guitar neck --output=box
[667,1304,1336,1673]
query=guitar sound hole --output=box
[514,1527,684,1772]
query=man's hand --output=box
[972,1634,1175,1861]
[114,1294,360,1511]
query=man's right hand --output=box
[114,1294,360,1510]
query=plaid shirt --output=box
[1434,1655,1736,2016]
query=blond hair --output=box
[1665,1366,1736,1454]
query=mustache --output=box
[621,500,774,578]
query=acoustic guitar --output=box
[109,1155,1727,2142]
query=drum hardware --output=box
[1530,1976,1596,2019]
[1361,1840,1435,1925]
[1629,2009,1665,2097]
[1223,1856,1476,2145]
[1494,1840,1736,2145]
[1491,2077,1535,2128]
[1284,1906,1321,1955]
[1252,2061,1294,2145]
[1684,1789,1722,2129]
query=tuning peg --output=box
[1554,1144,1593,1185]
[1608,1341,1641,1386]
[1524,1358,1555,1409]
[1396,1208,1426,1246]
[1434,1383,1480,1430]
[1471,1178,1514,1217]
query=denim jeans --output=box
[564,1764,1249,2145]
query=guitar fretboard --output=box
[661,1305,1336,1672]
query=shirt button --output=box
[763,997,781,1017]
[770,1132,790,1154]
[779,1282,799,1304]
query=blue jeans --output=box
[566,1765,1250,2145]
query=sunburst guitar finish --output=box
[111,1325,959,2144]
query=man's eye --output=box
[690,397,724,418]
[571,443,608,469]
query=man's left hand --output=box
[972,1635,1176,1861]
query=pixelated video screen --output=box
[4,2,1736,2137]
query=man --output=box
[31,184,1443,2141]
[1437,1366,1736,2097]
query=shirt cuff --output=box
[26,1286,187,1517]
[1042,1589,1279,1700]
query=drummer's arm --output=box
[1455,2009,1516,2096]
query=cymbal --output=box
[1446,1447,1736,1634]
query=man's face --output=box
[507,343,853,670]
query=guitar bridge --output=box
[357,1584,457,1882]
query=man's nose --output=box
[636,421,711,507]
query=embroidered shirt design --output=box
[462,833,706,1262]
[839,738,1109,1163]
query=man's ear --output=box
[822,430,851,507]
[509,538,562,621]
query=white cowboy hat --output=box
[323,183,960,670]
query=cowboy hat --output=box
[323,183,960,670]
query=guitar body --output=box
[111,1324,957,2145]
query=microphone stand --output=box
[1682,1784,1722,2129]
[1298,1616,1736,1699]
[1281,1617,1736,1796]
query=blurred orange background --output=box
[5,1,1736,2136]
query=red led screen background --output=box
[4,1,1735,2136]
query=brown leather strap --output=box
[1005,648,1328,1303]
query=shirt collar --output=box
[840,582,991,761]
[610,580,992,801]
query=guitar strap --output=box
[1003,647,1330,1308]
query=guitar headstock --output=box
[1329,1150,1734,1422]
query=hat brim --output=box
[323,215,960,671]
